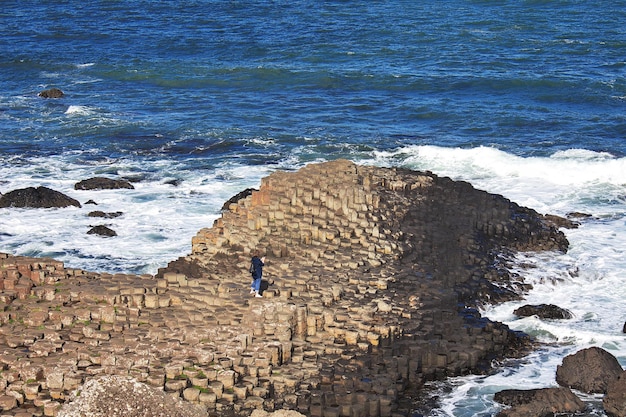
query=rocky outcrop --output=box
[38,88,64,98]
[0,186,81,208]
[513,304,573,320]
[494,387,586,417]
[74,177,134,190]
[556,347,624,394]
[604,370,626,417]
[87,225,117,237]
[0,160,571,416]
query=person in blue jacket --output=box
[250,252,265,298]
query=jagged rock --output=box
[0,186,81,208]
[57,375,208,417]
[623,321,626,333]
[494,387,586,417]
[88,211,123,219]
[513,304,573,319]
[87,225,117,237]
[556,347,624,394]
[38,87,64,98]
[604,370,626,417]
[85,199,98,205]
[75,177,134,190]
[221,187,257,210]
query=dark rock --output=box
[567,211,593,219]
[156,258,208,279]
[75,177,134,190]
[164,179,182,186]
[556,347,624,394]
[38,87,64,98]
[513,304,573,320]
[85,200,98,205]
[604,370,626,417]
[0,186,81,208]
[87,211,123,219]
[623,321,626,334]
[221,188,257,211]
[494,387,586,417]
[542,213,579,229]
[87,225,117,237]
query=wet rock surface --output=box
[0,160,570,416]
[74,177,135,190]
[87,225,118,237]
[38,88,64,98]
[0,186,81,209]
[513,303,573,320]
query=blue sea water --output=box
[1,1,626,416]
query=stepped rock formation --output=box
[0,160,570,417]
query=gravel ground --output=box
[57,376,208,417]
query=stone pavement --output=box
[0,160,569,416]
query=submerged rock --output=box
[75,177,134,190]
[0,186,81,208]
[87,210,123,219]
[38,87,64,98]
[87,225,117,237]
[556,346,623,394]
[513,304,573,320]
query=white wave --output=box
[367,145,626,216]
[0,154,271,275]
[65,105,94,116]
[76,63,95,68]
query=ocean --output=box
[1,1,625,415]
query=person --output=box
[250,252,265,298]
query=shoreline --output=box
[0,160,572,416]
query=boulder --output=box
[87,225,117,237]
[75,177,134,190]
[513,304,573,320]
[38,88,64,98]
[604,370,626,417]
[0,186,81,208]
[494,387,586,417]
[556,347,624,393]
[221,187,257,210]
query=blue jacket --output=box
[251,256,264,279]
